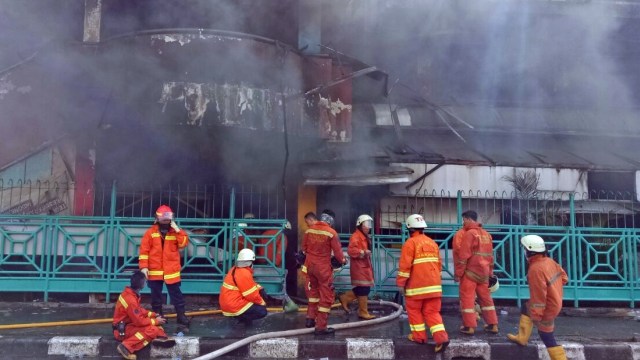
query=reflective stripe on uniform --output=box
[547,271,563,286]
[318,306,331,313]
[147,311,153,318]
[405,285,442,296]
[301,265,307,273]
[481,306,495,311]
[149,270,164,276]
[139,255,149,260]
[531,303,546,309]
[242,286,259,297]
[306,229,334,238]
[143,340,149,346]
[151,318,156,326]
[118,295,128,309]
[135,332,145,340]
[410,323,426,331]
[165,236,176,241]
[164,272,180,280]
[151,233,161,238]
[397,271,410,278]
[222,282,239,290]
[430,323,445,334]
[308,297,320,303]
[413,257,439,265]
[461,308,476,313]
[222,302,253,316]
[473,252,492,257]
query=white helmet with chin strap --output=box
[521,234,546,253]
[406,214,427,229]
[237,248,256,262]
[356,214,373,227]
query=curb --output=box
[2,335,639,359]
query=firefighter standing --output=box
[113,271,175,360]
[258,220,290,267]
[139,205,191,332]
[219,248,268,325]
[339,214,375,320]
[302,211,347,335]
[397,214,449,353]
[454,210,499,334]
[508,235,568,360]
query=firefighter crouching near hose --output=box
[397,214,449,353]
[219,248,268,326]
[454,210,499,335]
[302,211,347,335]
[138,205,191,332]
[113,271,176,360]
[508,235,568,360]
[339,214,376,320]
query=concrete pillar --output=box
[83,0,102,43]
[298,0,322,54]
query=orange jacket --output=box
[347,229,374,287]
[139,224,189,284]
[454,223,493,282]
[452,228,465,276]
[396,231,442,299]
[527,255,568,322]
[112,287,160,328]
[302,221,345,265]
[258,229,287,267]
[219,266,266,316]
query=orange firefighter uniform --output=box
[219,266,266,317]
[302,220,345,331]
[526,254,568,332]
[397,231,449,345]
[258,229,287,267]
[454,222,498,329]
[347,229,374,288]
[139,224,189,284]
[112,287,167,354]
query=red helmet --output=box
[155,205,174,221]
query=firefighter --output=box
[258,220,290,267]
[302,210,347,335]
[219,248,268,326]
[113,271,175,360]
[508,235,568,360]
[138,205,191,332]
[339,214,375,319]
[397,214,449,353]
[454,210,499,335]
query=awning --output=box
[302,163,413,186]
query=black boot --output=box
[176,311,190,333]
[314,327,335,335]
[305,318,316,328]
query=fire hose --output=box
[192,300,404,360]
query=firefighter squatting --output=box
[112,205,569,360]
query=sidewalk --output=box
[0,300,638,359]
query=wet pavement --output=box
[0,300,638,359]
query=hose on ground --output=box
[192,300,404,360]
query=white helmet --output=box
[284,220,292,230]
[237,248,256,262]
[356,214,373,227]
[521,235,546,253]
[406,214,427,229]
[488,275,499,293]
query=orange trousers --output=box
[306,263,335,330]
[405,297,449,344]
[114,324,166,353]
[459,276,497,328]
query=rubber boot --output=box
[339,291,356,314]
[507,314,533,346]
[176,310,190,333]
[357,296,376,320]
[547,346,567,360]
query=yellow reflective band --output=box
[413,257,439,265]
[481,306,495,311]
[143,340,149,346]
[308,297,320,303]
[461,308,476,313]
[147,311,154,318]
[430,324,445,334]
[306,229,334,238]
[135,332,144,340]
[318,306,331,313]
[151,318,156,326]
[151,233,161,238]
[118,295,128,309]
[164,272,180,280]
[405,285,442,296]
[397,271,410,278]
[222,282,239,290]
[410,323,426,331]
[222,302,253,316]
[301,265,307,273]
[242,286,259,297]
[548,272,563,286]
[139,255,149,260]
[473,252,492,257]
[456,260,467,264]
[165,236,176,241]
[531,303,546,308]
[149,270,164,276]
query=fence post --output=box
[228,187,236,270]
[569,193,579,307]
[456,190,462,224]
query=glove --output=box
[141,268,149,279]
[330,256,344,269]
[398,287,406,296]
[294,251,306,267]
[170,220,181,233]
